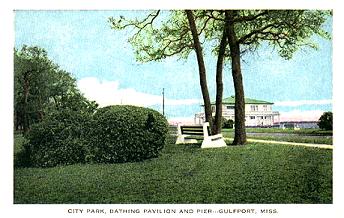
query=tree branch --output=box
[136,10,160,34]
[110,10,160,38]
[202,10,225,22]
[237,22,284,44]
[233,11,268,22]
[197,15,212,35]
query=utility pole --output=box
[162,88,165,116]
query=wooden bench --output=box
[175,122,227,148]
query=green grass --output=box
[222,129,333,145]
[14,138,332,204]
[222,133,332,145]
[248,135,332,144]
[223,128,333,135]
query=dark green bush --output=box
[86,105,168,164]
[223,119,234,129]
[19,109,92,167]
[14,146,31,168]
[318,111,333,130]
[212,116,234,129]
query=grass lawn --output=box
[245,135,332,144]
[14,135,332,204]
[223,128,333,135]
[222,129,333,145]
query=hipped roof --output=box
[210,96,273,105]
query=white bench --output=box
[175,122,227,148]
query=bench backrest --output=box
[180,125,211,136]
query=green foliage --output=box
[109,11,193,62]
[199,10,332,60]
[109,10,331,62]
[14,45,57,131]
[14,143,332,204]
[14,45,98,132]
[212,116,234,129]
[19,109,92,168]
[86,105,168,164]
[318,111,333,130]
[223,119,234,129]
[14,45,98,167]
[14,134,31,168]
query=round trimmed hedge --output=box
[86,105,168,164]
[18,109,92,167]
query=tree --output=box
[14,45,57,132]
[213,20,228,135]
[14,45,98,133]
[318,111,333,130]
[197,10,331,144]
[185,10,214,133]
[109,10,331,145]
[224,11,247,144]
[109,10,226,135]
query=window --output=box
[263,105,267,111]
[250,105,258,111]
[250,116,255,119]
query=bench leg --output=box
[201,134,227,148]
[175,135,185,144]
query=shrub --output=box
[14,146,32,168]
[86,105,168,164]
[212,116,233,129]
[19,109,92,167]
[318,111,333,130]
[223,119,234,129]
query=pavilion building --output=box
[194,96,280,127]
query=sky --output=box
[14,10,333,123]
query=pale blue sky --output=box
[14,10,332,120]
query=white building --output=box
[195,96,280,127]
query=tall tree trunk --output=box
[185,10,213,131]
[213,27,227,135]
[225,11,247,145]
[22,69,36,134]
[14,110,18,131]
[23,72,30,134]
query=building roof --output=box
[211,96,273,105]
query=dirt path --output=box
[224,138,333,150]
